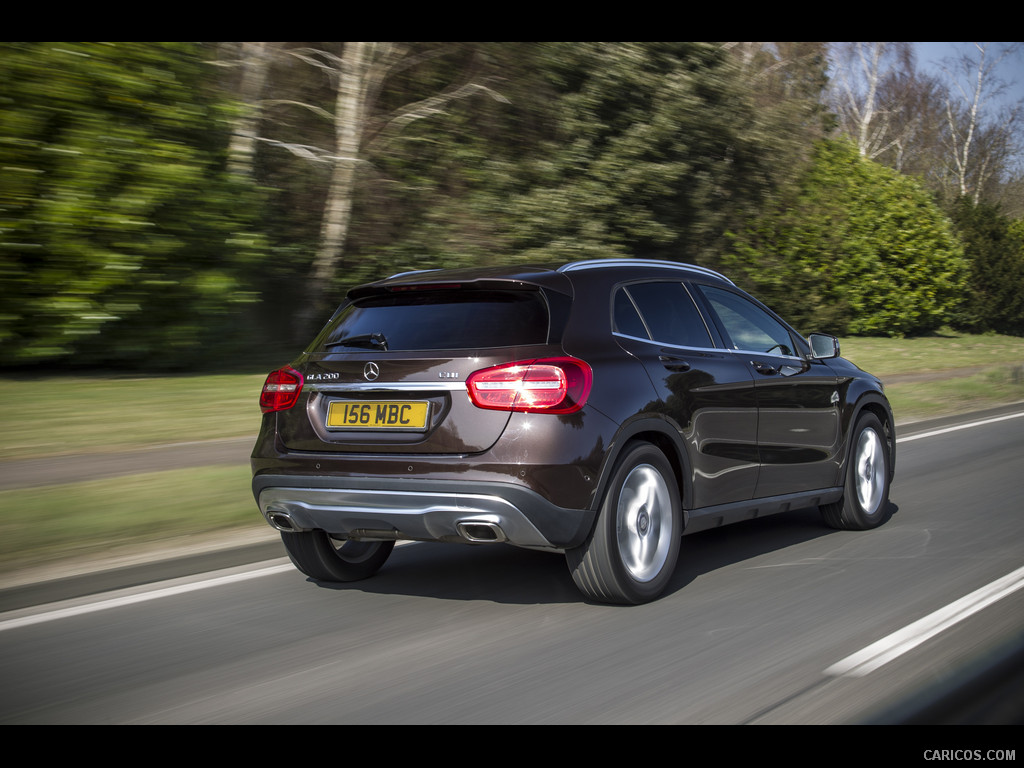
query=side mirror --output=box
[808,333,840,359]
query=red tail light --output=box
[260,367,304,413]
[466,357,592,414]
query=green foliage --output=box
[0,42,267,369]
[3,43,1004,368]
[725,139,968,337]
[495,42,773,265]
[347,44,524,276]
[245,42,529,338]
[947,198,1024,335]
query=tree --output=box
[502,42,775,267]
[245,42,509,336]
[950,198,1024,334]
[0,42,266,369]
[828,42,1024,215]
[872,66,948,178]
[724,139,968,337]
[218,41,280,180]
[830,42,918,161]
[939,43,1023,205]
[727,42,832,180]
[828,43,950,183]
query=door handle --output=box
[751,361,777,375]
[658,355,691,372]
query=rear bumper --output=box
[253,474,595,550]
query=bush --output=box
[949,198,1024,336]
[725,139,968,337]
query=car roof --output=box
[349,259,733,300]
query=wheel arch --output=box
[590,415,693,516]
[844,392,896,482]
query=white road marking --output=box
[825,565,1024,677]
[0,563,295,633]
[825,409,1024,677]
[897,410,1024,443]
[0,541,419,633]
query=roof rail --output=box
[386,268,443,280]
[557,259,733,284]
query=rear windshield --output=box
[314,289,551,352]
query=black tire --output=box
[567,442,682,604]
[281,530,395,582]
[821,412,892,530]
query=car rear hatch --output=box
[274,272,573,455]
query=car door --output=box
[692,284,843,498]
[611,280,760,508]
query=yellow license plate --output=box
[326,401,429,430]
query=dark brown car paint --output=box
[252,261,893,550]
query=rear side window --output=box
[615,282,713,348]
[316,289,550,352]
[613,289,648,338]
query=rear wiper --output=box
[325,332,389,351]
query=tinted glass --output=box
[613,289,649,338]
[621,282,712,348]
[698,285,795,356]
[318,289,549,351]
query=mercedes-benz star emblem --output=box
[363,362,380,381]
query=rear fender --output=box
[590,415,693,514]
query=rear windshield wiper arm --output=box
[325,332,389,351]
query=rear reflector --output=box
[466,357,591,414]
[260,367,304,413]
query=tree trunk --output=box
[299,42,374,337]
[227,42,275,179]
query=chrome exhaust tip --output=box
[456,520,507,543]
[267,511,299,532]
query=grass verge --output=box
[839,331,1024,378]
[840,331,1024,423]
[883,367,1024,422]
[0,465,258,573]
[0,373,266,460]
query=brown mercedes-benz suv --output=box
[252,259,895,604]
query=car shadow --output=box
[306,501,900,606]
[666,500,900,599]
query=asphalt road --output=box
[1,405,1023,725]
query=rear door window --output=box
[614,282,713,348]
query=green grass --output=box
[881,368,1024,422]
[0,373,269,574]
[839,330,1024,378]
[0,465,259,572]
[840,330,1024,423]
[0,373,266,460]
